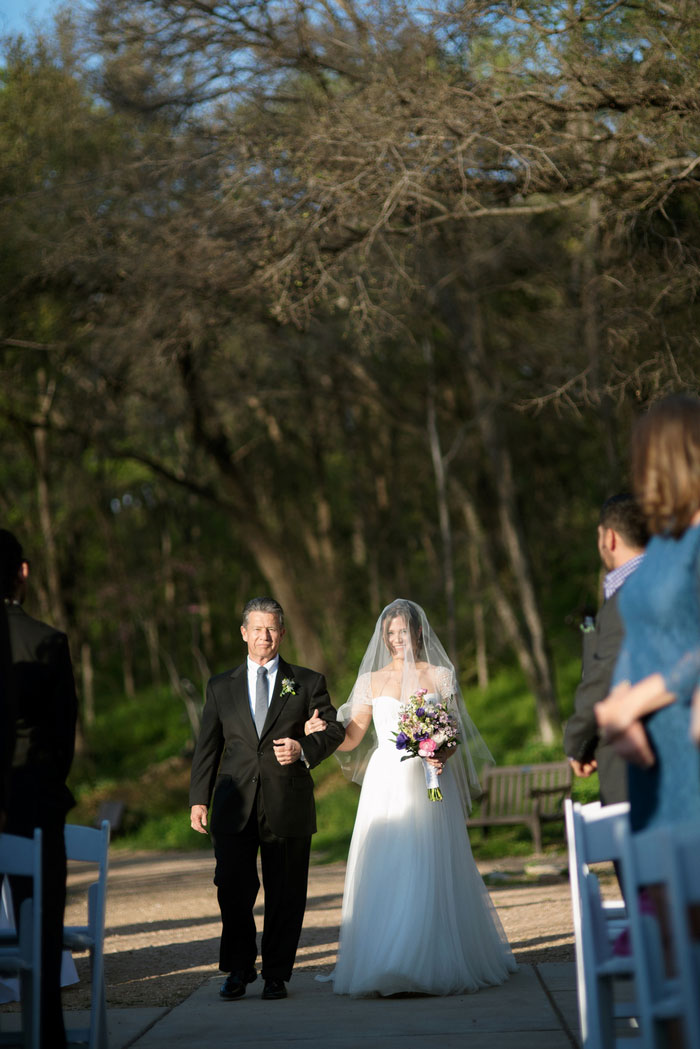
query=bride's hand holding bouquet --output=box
[393,687,460,800]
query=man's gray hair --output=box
[242,597,285,629]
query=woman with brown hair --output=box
[595,393,700,832]
[310,599,515,996]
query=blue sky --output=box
[1,0,61,35]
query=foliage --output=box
[68,657,590,858]
[3,2,700,772]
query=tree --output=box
[3,1,700,743]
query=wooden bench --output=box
[469,761,573,854]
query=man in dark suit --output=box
[564,495,648,806]
[0,602,16,832]
[189,596,344,1002]
[1,528,78,1049]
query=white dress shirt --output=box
[246,654,280,722]
[245,654,307,763]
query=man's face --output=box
[240,611,285,665]
[597,525,615,571]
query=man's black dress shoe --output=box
[220,969,257,1000]
[261,978,287,1000]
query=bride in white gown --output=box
[311,599,516,997]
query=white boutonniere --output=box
[280,678,298,697]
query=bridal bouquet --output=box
[393,688,460,801]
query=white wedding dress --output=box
[328,694,517,997]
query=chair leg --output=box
[90,974,108,1049]
[88,946,108,1049]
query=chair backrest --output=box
[566,798,630,916]
[668,822,700,908]
[63,822,110,1049]
[0,827,43,1044]
[0,830,42,883]
[565,800,634,1049]
[613,818,694,1048]
[64,820,110,925]
[65,820,110,866]
[575,801,631,865]
[64,820,110,935]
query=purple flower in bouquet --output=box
[391,687,461,801]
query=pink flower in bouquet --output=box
[392,689,461,800]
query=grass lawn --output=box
[69,657,597,861]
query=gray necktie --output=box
[254,665,269,736]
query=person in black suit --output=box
[189,596,344,1002]
[564,495,648,806]
[0,528,77,1049]
[0,601,16,832]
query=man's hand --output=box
[273,738,302,765]
[569,758,597,778]
[190,804,209,834]
[304,709,327,735]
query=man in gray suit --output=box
[564,495,648,805]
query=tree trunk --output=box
[244,528,327,673]
[581,193,619,482]
[424,339,457,667]
[197,592,213,662]
[33,372,67,632]
[468,540,489,689]
[179,345,328,672]
[162,651,201,740]
[81,640,95,727]
[455,479,541,691]
[142,617,161,688]
[121,626,136,699]
[459,300,558,742]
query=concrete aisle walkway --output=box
[27,963,579,1049]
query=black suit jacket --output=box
[0,604,16,817]
[563,590,628,806]
[189,657,344,838]
[5,604,77,832]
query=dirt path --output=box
[44,849,620,1012]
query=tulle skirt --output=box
[328,746,516,996]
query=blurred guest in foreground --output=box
[0,529,78,1049]
[595,395,700,833]
[0,601,16,831]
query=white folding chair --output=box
[63,820,110,1049]
[617,820,700,1049]
[565,799,636,1049]
[0,829,42,1049]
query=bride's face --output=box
[385,616,411,660]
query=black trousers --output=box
[212,790,311,982]
[8,815,67,1049]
